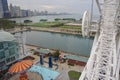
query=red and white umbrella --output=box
[9,60,33,74]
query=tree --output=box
[24,20,32,23]
[40,19,47,22]
[54,18,62,21]
[53,50,60,61]
[80,18,82,21]
[63,18,76,22]
[0,19,16,30]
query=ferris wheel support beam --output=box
[80,0,120,80]
[96,0,102,15]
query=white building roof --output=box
[0,31,15,42]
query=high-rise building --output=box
[9,4,23,17]
[21,10,28,17]
[9,4,14,17]
[14,6,22,17]
[0,0,10,18]
[0,0,4,18]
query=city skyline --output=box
[9,3,69,18]
[8,0,99,15]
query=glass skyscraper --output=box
[0,0,10,18]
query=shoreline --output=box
[9,27,91,59]
[10,27,95,37]
[31,29,81,36]
[10,27,91,59]
[10,27,81,35]
[26,44,89,58]
[30,27,81,35]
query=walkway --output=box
[56,62,84,80]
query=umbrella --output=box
[9,60,33,80]
[9,60,33,73]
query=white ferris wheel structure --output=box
[80,0,120,80]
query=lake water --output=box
[10,14,99,23]
[16,31,94,57]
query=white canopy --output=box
[0,30,15,42]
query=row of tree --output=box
[39,18,77,22]
[0,17,82,29]
[23,18,82,23]
[55,18,76,21]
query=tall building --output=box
[9,4,23,17]
[0,0,10,18]
[0,31,19,71]
[0,0,3,18]
[14,6,22,17]
[21,10,27,17]
[9,4,14,17]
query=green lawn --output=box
[68,70,81,80]
[28,22,81,30]
[30,22,64,28]
[60,25,81,29]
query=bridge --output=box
[80,0,120,80]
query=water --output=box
[10,14,82,23]
[10,14,99,23]
[16,31,94,57]
[29,65,60,80]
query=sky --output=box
[8,0,99,15]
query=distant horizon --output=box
[8,0,100,15]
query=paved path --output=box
[56,62,84,80]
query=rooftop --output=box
[35,49,50,55]
[64,55,88,63]
[0,30,15,42]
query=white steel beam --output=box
[79,0,120,80]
